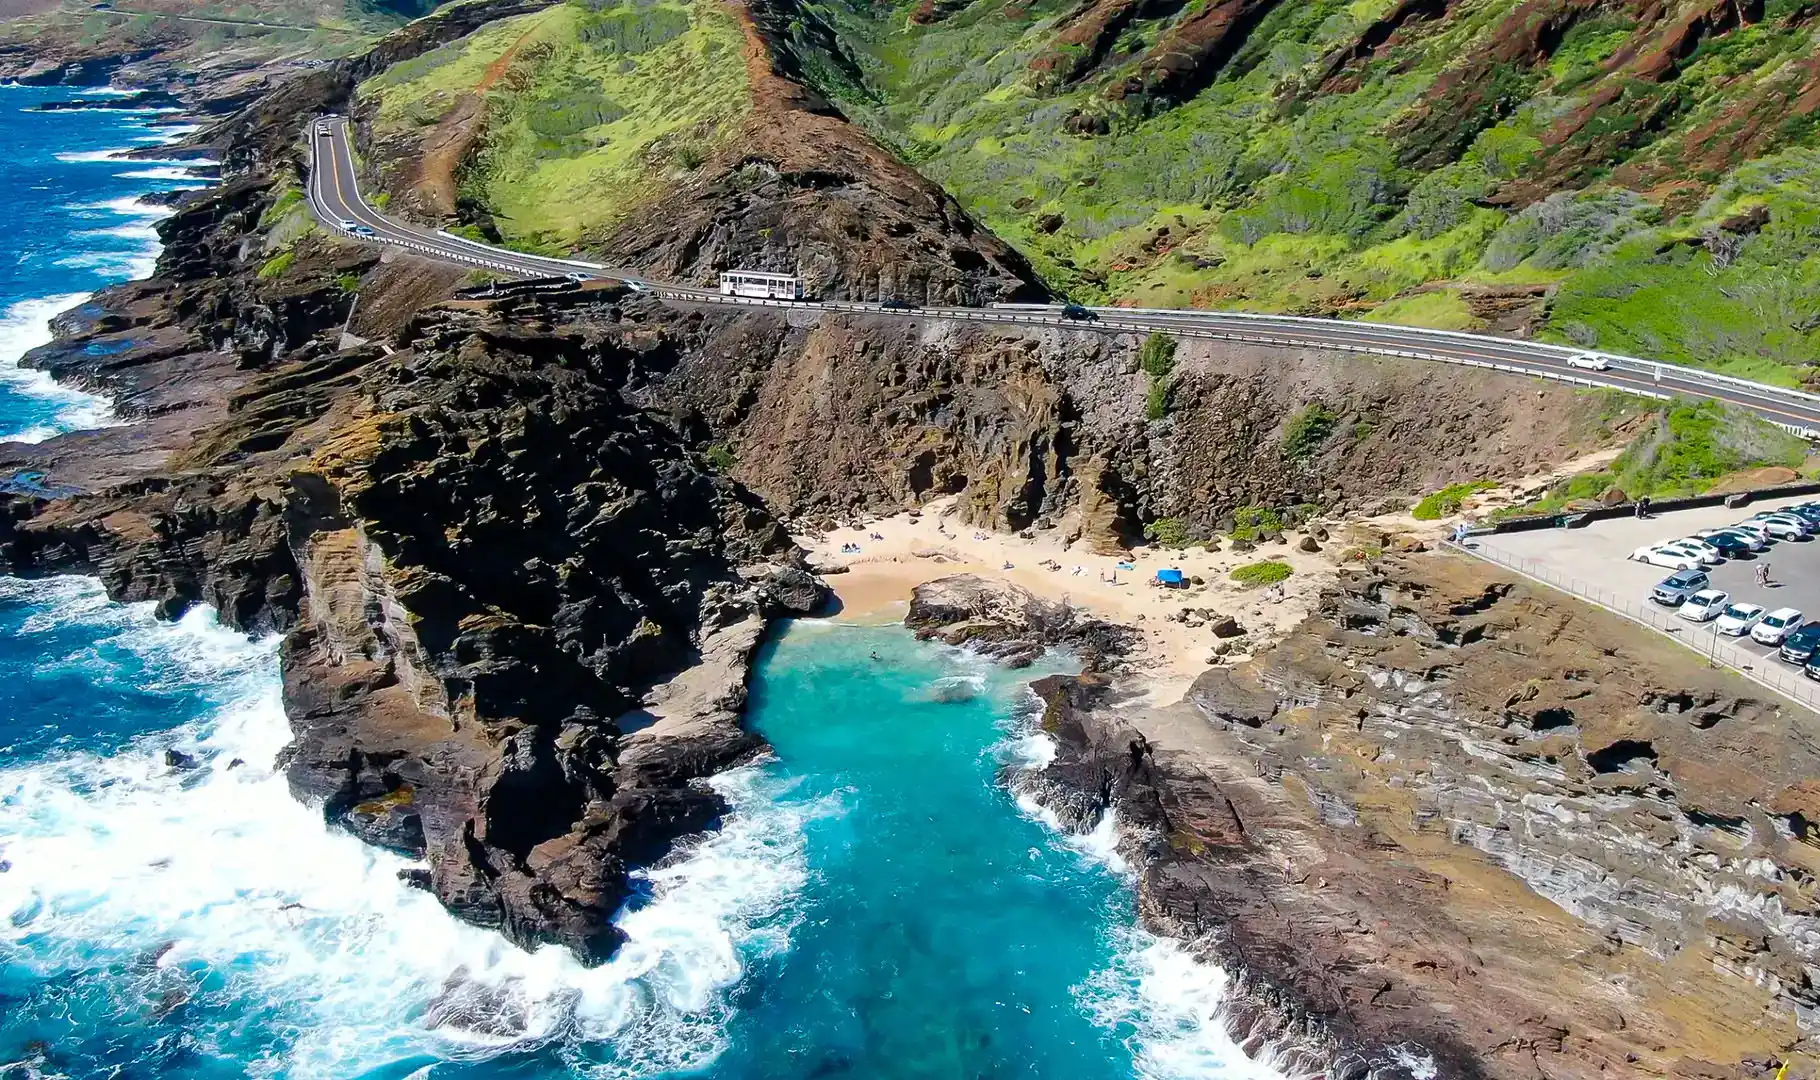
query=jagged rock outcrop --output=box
[905,573,1137,667]
[1018,552,1820,1079]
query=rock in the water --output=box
[163,749,198,770]
[906,574,1136,668]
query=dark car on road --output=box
[1060,303,1098,322]
[880,298,918,311]
[1783,623,1820,665]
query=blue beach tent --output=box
[1155,568,1185,586]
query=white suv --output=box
[1753,608,1806,646]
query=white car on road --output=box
[1754,608,1806,645]
[1716,602,1766,636]
[1567,353,1611,371]
[1630,544,1705,571]
[1677,589,1729,622]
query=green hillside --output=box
[775,0,1820,384]
[358,0,750,250]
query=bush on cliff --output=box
[257,251,296,280]
[1411,481,1497,520]
[1142,516,1192,547]
[1282,403,1338,459]
[1140,333,1176,420]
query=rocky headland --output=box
[0,0,1810,1073]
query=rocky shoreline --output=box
[942,558,1819,1080]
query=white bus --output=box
[720,270,803,300]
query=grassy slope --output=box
[787,0,1820,383]
[0,0,428,62]
[358,0,750,250]
[1498,399,1810,518]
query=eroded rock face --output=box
[0,252,822,960]
[1018,553,1820,1078]
[622,309,1636,546]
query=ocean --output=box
[0,85,1284,1080]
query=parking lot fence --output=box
[1448,540,1820,712]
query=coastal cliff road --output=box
[304,116,1820,433]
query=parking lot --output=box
[1470,493,1820,680]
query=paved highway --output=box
[305,116,1820,433]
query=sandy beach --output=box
[795,497,1344,702]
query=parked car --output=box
[1698,532,1754,558]
[1753,607,1806,646]
[1753,514,1812,539]
[1651,569,1711,605]
[1781,623,1820,665]
[1698,527,1768,552]
[1715,602,1766,636]
[1726,521,1777,545]
[1677,589,1730,622]
[1631,545,1704,571]
[1805,652,1820,682]
[1779,503,1820,526]
[1668,537,1725,563]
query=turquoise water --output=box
[0,84,1285,1080]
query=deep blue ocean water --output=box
[0,85,1290,1080]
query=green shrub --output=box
[1143,516,1192,547]
[334,272,362,293]
[1140,333,1177,419]
[1145,380,1170,421]
[1139,332,1177,378]
[257,251,296,280]
[1231,560,1293,587]
[1608,399,1805,497]
[1229,505,1284,541]
[1411,480,1496,520]
[703,443,735,471]
[1282,403,1338,458]
[258,187,305,228]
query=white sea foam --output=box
[0,293,117,440]
[55,147,133,163]
[113,165,205,181]
[55,249,159,279]
[79,221,161,242]
[73,86,141,98]
[1003,724,1295,1080]
[1082,928,1303,1080]
[0,578,818,1079]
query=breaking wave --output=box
[0,578,820,1080]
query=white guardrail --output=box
[302,121,1816,431]
[991,302,1820,424]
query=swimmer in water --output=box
[870,650,882,661]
